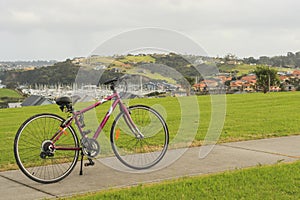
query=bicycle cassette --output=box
[81,138,100,158]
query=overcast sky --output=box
[0,0,299,61]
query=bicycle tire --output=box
[110,105,169,170]
[14,113,79,184]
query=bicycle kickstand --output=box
[79,150,84,175]
[79,150,95,176]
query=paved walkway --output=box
[1,135,300,200]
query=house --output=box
[144,82,158,91]
[8,102,22,108]
[194,78,224,92]
[21,95,53,107]
[284,84,295,91]
[279,75,289,82]
[203,79,219,88]
[226,74,257,93]
[217,76,232,83]
[292,70,300,78]
[0,80,5,88]
[193,83,207,92]
[243,83,254,92]
[230,80,243,91]
[270,86,281,92]
[72,57,85,64]
[241,75,256,84]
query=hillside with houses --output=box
[193,69,300,94]
[0,52,300,108]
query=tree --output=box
[258,56,272,65]
[253,66,279,93]
[224,53,237,60]
[243,56,257,64]
[185,76,195,86]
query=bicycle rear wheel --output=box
[14,113,79,184]
[110,105,169,170]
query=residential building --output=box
[21,95,53,107]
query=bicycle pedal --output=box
[84,159,95,167]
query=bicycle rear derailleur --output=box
[40,140,55,159]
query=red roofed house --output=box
[230,80,243,91]
[193,83,207,92]
[292,70,300,78]
[241,75,256,84]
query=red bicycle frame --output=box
[51,90,138,151]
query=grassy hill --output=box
[218,64,290,76]
[0,88,24,108]
[0,92,299,171]
[118,55,155,63]
[0,88,22,98]
[4,54,292,94]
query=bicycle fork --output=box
[122,108,145,139]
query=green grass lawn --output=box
[118,55,156,63]
[219,64,290,76]
[63,161,300,200]
[222,92,300,141]
[0,104,62,170]
[127,68,177,84]
[0,88,22,98]
[1,92,300,171]
[0,88,24,108]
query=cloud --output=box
[11,10,40,24]
[0,0,299,60]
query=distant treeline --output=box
[152,53,199,77]
[0,60,123,88]
[243,51,300,67]
[0,60,57,67]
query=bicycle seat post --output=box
[110,83,114,91]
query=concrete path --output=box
[1,135,300,200]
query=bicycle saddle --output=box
[55,96,72,105]
[103,77,118,85]
[56,96,73,112]
[103,75,130,85]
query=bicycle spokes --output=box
[14,114,79,184]
[111,105,169,170]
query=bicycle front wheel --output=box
[14,113,79,184]
[110,105,169,170]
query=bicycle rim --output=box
[111,105,169,170]
[14,113,79,183]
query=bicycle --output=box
[14,75,169,184]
